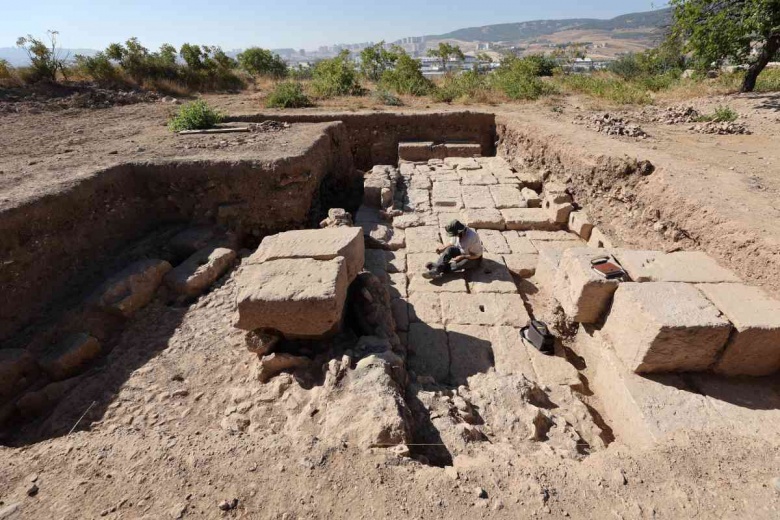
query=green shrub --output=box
[433,70,489,102]
[311,50,364,98]
[489,57,558,100]
[237,47,287,78]
[16,31,67,82]
[696,105,738,122]
[289,64,313,80]
[359,42,399,81]
[74,52,123,86]
[265,81,312,108]
[372,89,403,106]
[380,53,432,96]
[521,54,558,76]
[168,100,223,132]
[554,73,652,104]
[755,68,780,92]
[0,59,12,79]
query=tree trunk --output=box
[741,34,780,92]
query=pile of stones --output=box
[690,121,751,135]
[575,113,648,139]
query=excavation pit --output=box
[1,112,779,469]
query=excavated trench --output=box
[1,112,665,460]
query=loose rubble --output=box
[574,113,648,138]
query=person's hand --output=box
[453,255,465,262]
[436,245,447,253]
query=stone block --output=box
[534,248,563,290]
[440,293,529,327]
[613,250,740,284]
[516,169,544,191]
[0,349,39,401]
[697,283,780,376]
[235,257,349,339]
[404,226,442,253]
[544,199,574,224]
[502,231,538,254]
[488,326,536,378]
[520,187,541,206]
[460,171,498,185]
[408,323,449,382]
[568,211,593,241]
[363,175,393,208]
[529,239,584,253]
[553,248,622,323]
[445,157,480,170]
[543,182,572,203]
[601,282,732,373]
[385,250,407,274]
[251,227,364,281]
[478,229,511,254]
[92,259,172,317]
[460,208,505,230]
[391,298,410,332]
[408,293,443,324]
[398,141,434,162]
[165,246,236,297]
[442,143,481,158]
[461,185,495,209]
[524,230,580,242]
[466,254,518,294]
[501,209,559,231]
[361,223,405,251]
[406,252,438,276]
[502,254,539,278]
[408,275,468,295]
[405,188,431,213]
[527,345,581,388]
[576,327,725,449]
[39,333,101,381]
[432,181,463,208]
[489,185,525,209]
[587,227,613,249]
[447,325,494,385]
[168,226,231,259]
[386,272,408,299]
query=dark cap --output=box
[445,219,466,237]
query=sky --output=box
[0,0,666,51]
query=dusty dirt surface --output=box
[2,90,780,519]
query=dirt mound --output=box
[0,82,161,114]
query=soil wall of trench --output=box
[495,114,780,297]
[0,122,355,346]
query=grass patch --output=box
[265,81,312,108]
[696,105,738,122]
[553,73,654,105]
[371,89,403,106]
[168,99,223,132]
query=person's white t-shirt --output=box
[451,227,483,257]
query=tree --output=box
[380,51,433,95]
[237,47,287,78]
[359,41,399,81]
[426,43,465,70]
[311,50,364,97]
[474,52,493,72]
[16,30,68,82]
[669,0,780,92]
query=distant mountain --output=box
[0,47,98,66]
[429,7,672,43]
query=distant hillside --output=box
[429,7,672,43]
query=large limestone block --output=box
[440,293,529,327]
[520,187,541,207]
[408,293,443,324]
[441,143,481,158]
[461,185,495,209]
[524,230,580,242]
[249,227,364,281]
[553,248,622,323]
[502,231,538,254]
[478,229,511,254]
[398,141,434,161]
[408,323,449,382]
[460,208,505,230]
[361,223,405,251]
[386,272,408,299]
[408,275,468,295]
[363,173,394,208]
[431,181,463,208]
[568,210,593,241]
[165,246,236,297]
[488,326,536,378]
[502,254,538,278]
[697,283,780,376]
[602,282,732,373]
[235,257,349,339]
[534,248,563,290]
[460,171,498,185]
[613,250,740,284]
[501,209,559,231]
[405,226,442,253]
[447,325,494,385]
[92,259,172,317]
[587,227,613,249]
[489,185,525,209]
[466,254,518,294]
[576,327,725,448]
[39,333,101,381]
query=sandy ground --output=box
[1,90,780,519]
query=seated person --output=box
[423,219,483,279]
